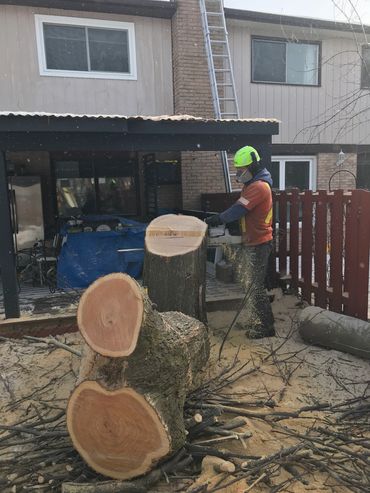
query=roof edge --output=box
[0,0,177,19]
[225,7,370,34]
[0,110,280,124]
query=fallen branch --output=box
[23,336,82,357]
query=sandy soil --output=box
[0,290,369,492]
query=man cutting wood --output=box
[205,145,275,338]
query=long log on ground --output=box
[299,306,370,360]
[68,273,210,480]
[143,214,208,322]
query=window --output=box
[252,37,320,86]
[361,45,370,88]
[267,157,317,190]
[54,157,138,217]
[35,15,136,79]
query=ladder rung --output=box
[213,54,229,57]
[208,26,224,30]
[210,40,227,44]
[219,98,236,101]
[207,12,223,16]
[215,69,231,72]
[217,83,233,86]
[221,113,238,116]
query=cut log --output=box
[299,306,370,360]
[143,214,208,322]
[67,273,210,480]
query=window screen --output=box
[44,24,88,71]
[252,40,286,83]
[88,28,129,73]
[286,43,319,85]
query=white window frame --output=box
[271,156,317,191]
[35,14,137,80]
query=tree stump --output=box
[67,273,210,480]
[143,214,208,322]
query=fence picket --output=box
[315,191,328,308]
[344,193,359,317]
[301,191,313,303]
[278,192,287,276]
[289,190,299,289]
[329,190,344,313]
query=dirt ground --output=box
[0,290,369,492]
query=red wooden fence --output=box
[274,189,370,320]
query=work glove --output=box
[204,214,222,227]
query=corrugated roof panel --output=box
[0,111,279,124]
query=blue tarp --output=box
[57,216,146,289]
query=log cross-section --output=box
[77,273,144,357]
[67,383,170,479]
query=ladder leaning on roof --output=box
[199,0,240,193]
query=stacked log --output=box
[66,273,210,480]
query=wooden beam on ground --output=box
[0,313,77,338]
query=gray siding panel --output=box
[0,5,173,115]
[228,19,370,145]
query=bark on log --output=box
[67,273,210,480]
[143,214,208,322]
[299,306,370,360]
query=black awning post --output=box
[0,151,19,318]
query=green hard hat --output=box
[234,146,261,168]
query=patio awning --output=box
[0,111,279,152]
[0,111,279,319]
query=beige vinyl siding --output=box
[228,19,370,145]
[0,5,173,115]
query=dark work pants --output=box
[238,241,275,338]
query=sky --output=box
[224,0,370,24]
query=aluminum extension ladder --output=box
[199,0,240,193]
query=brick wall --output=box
[172,0,225,209]
[181,151,226,209]
[317,153,357,190]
